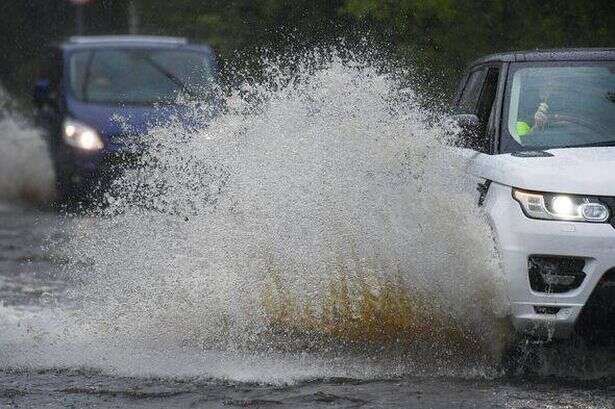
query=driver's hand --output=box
[534,111,548,129]
[534,102,549,130]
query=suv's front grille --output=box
[599,197,615,229]
[575,268,615,343]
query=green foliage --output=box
[341,0,614,90]
[342,0,614,52]
[0,0,613,101]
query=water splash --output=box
[0,52,511,381]
[0,88,56,205]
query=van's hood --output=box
[469,147,615,196]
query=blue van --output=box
[33,35,217,203]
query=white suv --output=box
[452,48,615,340]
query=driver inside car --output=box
[516,81,567,137]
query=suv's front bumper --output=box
[484,182,615,339]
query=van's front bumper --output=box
[485,182,615,339]
[54,143,141,199]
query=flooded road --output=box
[1,58,614,407]
[0,209,613,408]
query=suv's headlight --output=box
[513,189,610,223]
[62,119,103,151]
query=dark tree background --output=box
[1,0,613,103]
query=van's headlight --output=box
[513,189,610,223]
[62,119,103,151]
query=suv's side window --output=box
[454,65,501,153]
[476,68,499,132]
[458,68,485,113]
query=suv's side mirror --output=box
[33,79,55,108]
[449,114,484,151]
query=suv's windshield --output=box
[501,61,615,153]
[69,48,214,105]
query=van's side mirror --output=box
[449,114,483,150]
[33,79,55,108]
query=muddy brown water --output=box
[0,206,613,409]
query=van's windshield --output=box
[69,48,215,105]
[500,61,615,153]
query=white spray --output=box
[0,88,56,205]
[0,54,511,381]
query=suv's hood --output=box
[469,147,615,196]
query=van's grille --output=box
[101,150,142,171]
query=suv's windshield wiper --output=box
[556,140,615,149]
[520,140,615,152]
